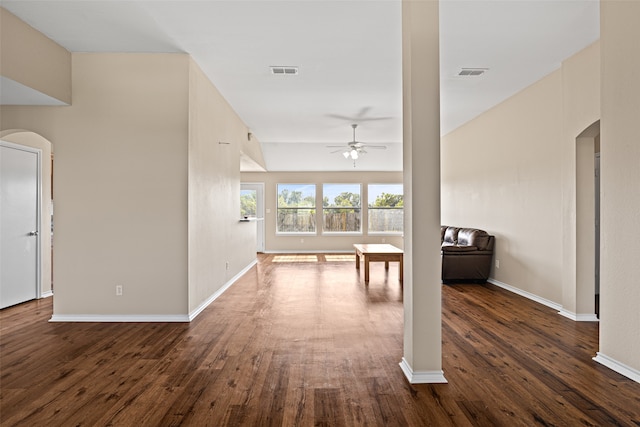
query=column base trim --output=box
[399,357,447,384]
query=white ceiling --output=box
[1,0,600,172]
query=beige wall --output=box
[241,171,403,252]
[2,53,191,317]
[599,0,640,376]
[2,53,259,319]
[188,59,257,314]
[442,70,564,302]
[0,130,53,296]
[1,12,261,319]
[442,41,600,312]
[561,42,601,319]
[0,7,71,104]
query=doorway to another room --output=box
[241,182,265,253]
[0,141,41,308]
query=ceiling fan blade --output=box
[329,148,346,154]
[326,114,393,122]
[353,116,393,122]
[326,113,357,121]
[363,145,387,150]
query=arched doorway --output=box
[574,120,600,320]
[0,130,53,305]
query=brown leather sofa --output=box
[441,226,495,283]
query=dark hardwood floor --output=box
[1,253,639,426]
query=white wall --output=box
[241,171,404,252]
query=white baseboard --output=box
[49,314,190,322]
[40,290,53,298]
[488,278,562,311]
[399,357,447,384]
[593,352,640,384]
[488,279,601,322]
[263,250,353,254]
[188,259,258,321]
[49,259,258,323]
[558,308,599,322]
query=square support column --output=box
[400,0,446,383]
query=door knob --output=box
[28,231,39,236]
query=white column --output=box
[400,0,446,383]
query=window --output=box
[277,184,316,233]
[240,189,257,218]
[323,183,361,233]
[368,184,403,234]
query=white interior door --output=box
[1,142,41,309]
[241,183,265,252]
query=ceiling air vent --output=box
[270,66,299,75]
[458,68,488,76]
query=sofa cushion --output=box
[443,227,460,245]
[441,245,478,253]
[458,228,491,250]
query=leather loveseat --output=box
[441,226,495,283]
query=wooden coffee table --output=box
[353,244,403,283]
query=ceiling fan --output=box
[327,124,387,167]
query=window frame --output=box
[321,183,362,235]
[367,183,404,236]
[275,183,317,235]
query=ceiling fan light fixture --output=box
[343,151,350,159]
[350,149,359,159]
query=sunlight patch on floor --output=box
[324,255,355,262]
[273,255,318,263]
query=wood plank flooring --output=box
[1,253,639,426]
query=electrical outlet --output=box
[300,238,304,243]
[116,285,123,296]
[382,238,386,243]
[495,259,500,269]
[225,261,230,270]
